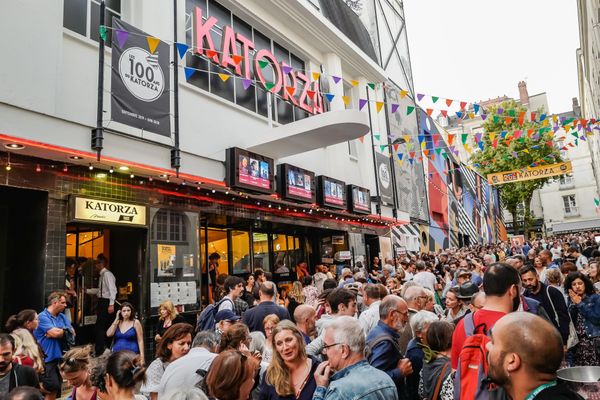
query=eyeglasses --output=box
[321,342,343,355]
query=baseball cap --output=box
[215,309,241,323]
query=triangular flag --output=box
[285,86,295,96]
[312,72,321,81]
[530,112,537,122]
[116,29,129,48]
[417,93,425,101]
[176,42,189,59]
[489,132,496,141]
[469,112,475,119]
[380,145,388,152]
[374,134,381,141]
[306,90,316,100]
[184,67,196,81]
[397,153,404,160]
[456,112,463,119]
[325,93,335,102]
[393,144,399,152]
[332,76,342,84]
[492,139,498,149]
[446,99,453,107]
[376,102,384,113]
[242,79,252,90]
[595,198,600,206]
[358,135,365,143]
[440,110,447,118]
[481,114,488,121]
[99,25,107,41]
[367,83,376,90]
[391,104,399,114]
[258,60,269,69]
[400,90,408,98]
[407,106,415,115]
[351,80,359,87]
[493,115,500,123]
[342,96,350,106]
[460,101,467,109]
[509,109,516,117]
[461,133,468,144]
[432,96,439,103]
[359,99,368,111]
[231,54,243,65]
[505,117,512,124]
[473,104,480,114]
[218,73,230,82]
[282,65,293,75]
[447,134,455,146]
[205,49,218,59]
[265,82,276,91]
[426,108,433,116]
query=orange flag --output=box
[231,55,243,65]
[147,37,160,54]
[400,90,408,98]
[376,102,384,113]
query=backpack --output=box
[364,334,401,361]
[453,312,496,400]
[196,298,233,332]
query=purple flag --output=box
[282,65,293,75]
[359,99,368,111]
[116,29,129,48]
[417,93,425,101]
[332,76,341,84]
[391,103,399,113]
[512,152,518,158]
[481,114,488,121]
[497,108,504,114]
[242,79,252,90]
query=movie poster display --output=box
[277,164,316,203]
[317,176,346,210]
[347,185,371,214]
[226,147,274,194]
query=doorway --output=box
[66,224,146,345]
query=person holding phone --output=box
[106,302,145,364]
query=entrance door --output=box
[66,225,146,345]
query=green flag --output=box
[432,96,439,103]
[461,133,468,144]
[367,83,376,90]
[258,60,269,69]
[374,134,381,141]
[407,106,415,115]
[508,109,516,117]
[99,25,107,41]
[493,115,499,123]
[264,82,275,91]
[380,145,388,152]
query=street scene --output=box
[0,1,598,399]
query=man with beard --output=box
[520,266,570,346]
[486,312,583,400]
[0,334,39,396]
[365,296,413,400]
[451,263,521,370]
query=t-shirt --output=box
[34,309,73,362]
[534,382,584,400]
[413,271,437,291]
[0,372,10,395]
[451,309,505,369]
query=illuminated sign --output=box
[347,185,371,214]
[317,176,346,210]
[277,164,316,203]
[226,147,275,194]
[72,197,147,226]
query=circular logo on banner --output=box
[379,161,391,190]
[118,47,164,102]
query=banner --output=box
[487,161,572,185]
[376,152,394,206]
[111,18,171,137]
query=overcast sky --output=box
[403,0,580,113]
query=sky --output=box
[403,0,581,114]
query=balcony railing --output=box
[564,207,580,217]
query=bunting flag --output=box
[342,96,350,106]
[265,82,276,91]
[325,93,335,102]
[282,65,293,75]
[218,73,230,82]
[359,99,368,111]
[312,72,321,81]
[473,104,480,114]
[99,25,107,41]
[456,112,463,119]
[441,110,448,117]
[489,132,496,142]
[397,153,404,160]
[393,143,399,152]
[407,106,415,115]
[184,67,196,81]
[391,103,399,114]
[400,90,408,98]
[492,138,498,149]
[115,29,129,48]
[376,102,384,113]
[403,135,411,144]
[306,90,316,100]
[176,42,189,59]
[432,96,439,103]
[258,60,269,69]
[285,86,295,96]
[426,108,433,116]
[242,79,252,90]
[374,134,381,141]
[380,145,388,152]
[461,133,468,144]
[481,114,488,121]
[460,101,467,109]
[367,82,376,90]
[447,134,455,146]
[231,54,243,65]
[351,80,359,87]
[531,112,537,122]
[518,111,526,126]
[446,99,453,107]
[205,49,218,59]
[332,76,342,84]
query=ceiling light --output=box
[159,174,168,178]
[109,166,114,173]
[35,164,41,172]
[96,173,107,178]
[69,156,83,160]
[88,164,94,170]
[5,143,24,150]
[118,166,129,171]
[130,173,135,178]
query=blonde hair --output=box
[288,281,305,303]
[159,300,178,321]
[263,314,281,328]
[11,329,44,373]
[265,321,307,396]
[60,345,93,373]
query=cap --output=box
[344,282,362,293]
[215,309,241,323]
[456,282,480,300]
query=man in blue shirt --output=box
[34,291,73,400]
[313,316,398,400]
[365,295,413,400]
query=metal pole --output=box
[366,87,382,216]
[171,0,182,176]
[383,88,400,219]
[91,0,106,161]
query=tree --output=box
[470,100,563,236]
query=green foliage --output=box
[470,100,563,234]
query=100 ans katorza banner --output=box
[487,161,572,185]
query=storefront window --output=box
[252,233,270,272]
[205,228,229,277]
[231,231,251,275]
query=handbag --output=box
[546,286,579,349]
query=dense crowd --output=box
[3,232,600,400]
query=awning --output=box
[550,218,600,234]
[247,110,370,158]
[391,223,421,252]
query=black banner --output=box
[111,18,171,137]
[376,152,394,206]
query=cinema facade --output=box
[0,0,431,353]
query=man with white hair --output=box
[398,285,427,353]
[313,317,399,400]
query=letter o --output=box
[254,49,282,93]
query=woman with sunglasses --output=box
[205,350,260,400]
[258,320,318,400]
[59,346,97,400]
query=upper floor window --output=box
[152,209,188,243]
[559,174,574,188]
[63,0,121,47]
[563,195,579,217]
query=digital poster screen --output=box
[348,185,371,214]
[226,147,274,194]
[277,164,316,203]
[317,176,347,210]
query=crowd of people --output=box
[2,232,600,400]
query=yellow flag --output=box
[403,135,411,143]
[564,125,571,132]
[312,72,321,81]
[218,73,230,82]
[523,149,529,154]
[552,115,558,123]
[489,132,496,141]
[342,96,350,106]
[548,132,555,139]
[147,37,160,54]
[351,80,359,87]
[542,119,549,127]
[469,112,475,119]
[400,90,408,98]
[376,102,384,113]
[421,141,426,150]
[397,160,404,167]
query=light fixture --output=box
[159,174,168,178]
[5,164,11,171]
[63,164,68,172]
[225,191,229,195]
[109,166,114,173]
[130,173,135,178]
[96,173,107,179]
[118,166,129,171]
[69,156,83,160]
[88,164,94,170]
[35,164,41,172]
[211,189,216,193]
[148,176,153,182]
[5,143,24,150]
[166,176,170,183]
[182,180,186,186]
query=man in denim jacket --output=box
[313,317,399,400]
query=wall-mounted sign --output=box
[332,235,345,245]
[347,185,371,214]
[317,176,347,210]
[376,152,394,206]
[487,161,572,185]
[111,18,171,137]
[226,147,275,194]
[71,197,147,226]
[277,164,316,203]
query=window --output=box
[559,174,574,189]
[231,231,250,275]
[348,140,359,158]
[252,233,270,272]
[152,209,188,243]
[563,195,579,216]
[63,0,121,47]
[185,0,307,123]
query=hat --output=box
[215,309,241,323]
[456,282,479,300]
[344,282,362,293]
[456,269,472,278]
